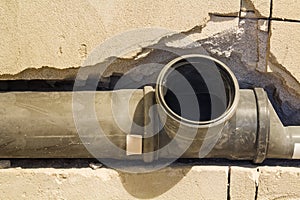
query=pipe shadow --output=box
[117,165,192,199]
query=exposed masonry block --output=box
[257,167,300,200]
[0,166,228,200]
[230,166,258,200]
[0,0,240,75]
[2,165,300,199]
[241,0,271,18]
[272,0,300,20]
[231,166,300,200]
[269,21,300,82]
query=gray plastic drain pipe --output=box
[0,54,299,163]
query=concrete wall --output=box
[1,163,300,199]
[0,0,300,199]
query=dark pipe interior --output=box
[162,58,235,122]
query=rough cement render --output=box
[1,162,300,199]
[257,166,300,200]
[0,165,228,200]
[0,0,240,74]
[269,21,300,82]
[272,0,300,20]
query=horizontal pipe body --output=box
[0,90,144,158]
[0,89,258,160]
[267,100,300,159]
[0,88,294,162]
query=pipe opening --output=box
[157,55,239,125]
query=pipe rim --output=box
[155,54,240,127]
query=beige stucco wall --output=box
[0,0,298,82]
[0,0,240,75]
[0,0,300,199]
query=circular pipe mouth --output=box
[156,54,240,127]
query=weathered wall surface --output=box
[0,0,239,74]
[1,163,300,199]
[0,166,229,199]
[0,0,300,199]
[230,165,300,200]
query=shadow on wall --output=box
[118,166,192,199]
